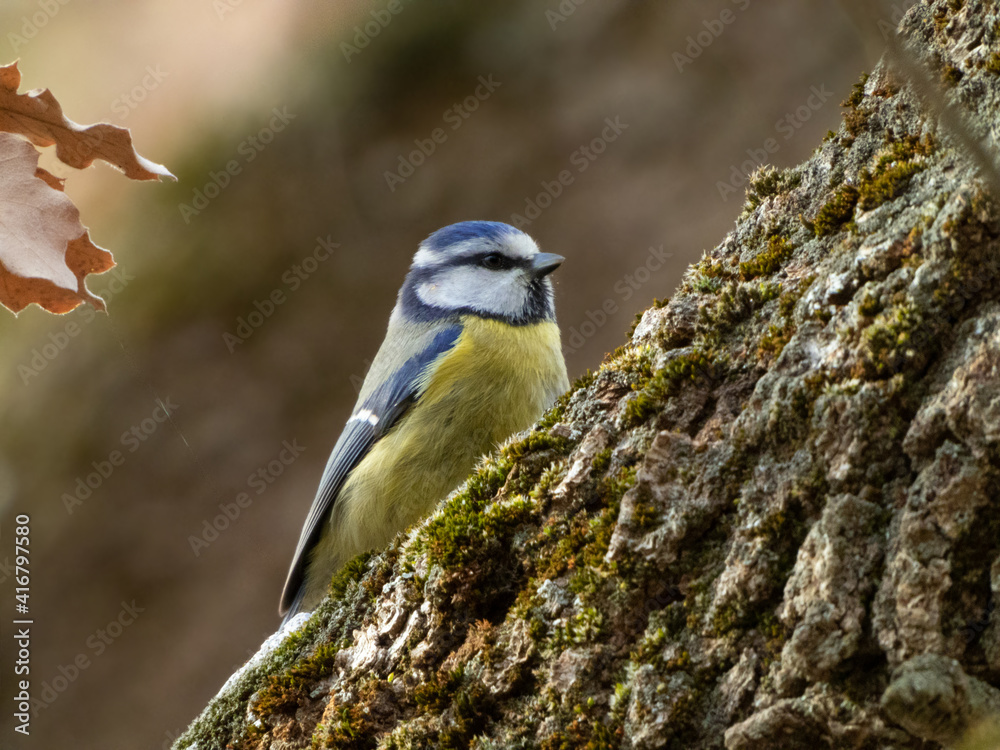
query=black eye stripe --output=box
[413,251,530,274]
[481,252,512,270]
[448,252,526,270]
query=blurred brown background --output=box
[0,1,877,747]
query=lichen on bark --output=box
[176,1,1000,747]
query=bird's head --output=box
[400,221,563,325]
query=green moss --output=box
[814,185,859,237]
[985,51,1000,75]
[684,254,736,294]
[602,464,638,504]
[528,614,548,642]
[631,623,666,665]
[571,368,598,392]
[699,278,780,336]
[623,348,721,426]
[760,280,782,302]
[414,665,467,711]
[438,681,492,749]
[312,679,390,750]
[840,72,870,139]
[758,611,792,672]
[551,606,605,649]
[416,454,516,570]
[526,465,635,604]
[857,135,934,211]
[691,275,722,293]
[541,710,622,750]
[709,600,743,636]
[843,109,866,139]
[857,290,881,317]
[583,467,636,567]
[942,63,964,85]
[683,574,717,633]
[607,345,654,382]
[539,370,596,430]
[531,461,570,503]
[778,275,815,318]
[255,642,340,717]
[739,235,795,280]
[757,323,794,360]
[629,604,690,669]
[328,551,374,601]
[505,431,571,463]
[630,498,659,533]
[842,72,869,108]
[591,447,613,476]
[743,166,801,213]
[316,704,376,749]
[538,404,567,431]
[694,258,730,279]
[858,162,924,210]
[857,301,925,378]
[411,665,495,749]
[176,591,354,749]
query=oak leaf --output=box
[0,60,174,315]
[0,60,174,181]
[0,133,114,314]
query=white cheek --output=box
[416,267,528,317]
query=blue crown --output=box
[422,221,519,253]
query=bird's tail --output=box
[280,587,308,629]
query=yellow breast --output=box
[318,316,567,572]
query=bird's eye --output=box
[481,253,507,270]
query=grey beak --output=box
[531,252,565,278]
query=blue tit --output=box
[280,220,569,620]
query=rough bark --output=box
[176,1,1000,747]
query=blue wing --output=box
[279,324,461,616]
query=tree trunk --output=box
[175,1,1000,747]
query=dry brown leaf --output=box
[0,60,174,181]
[0,132,114,314]
[34,166,64,191]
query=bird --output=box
[279,220,569,621]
